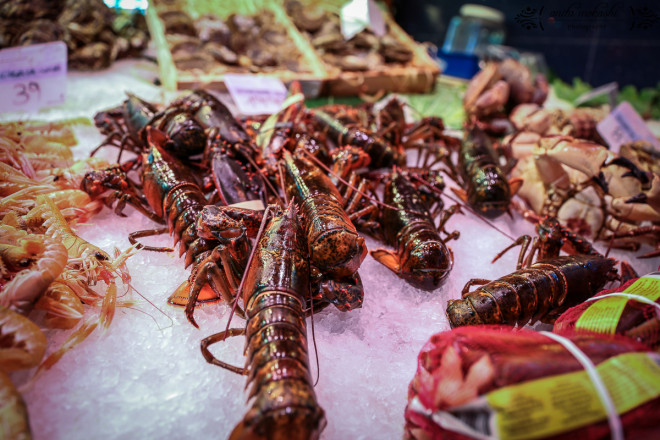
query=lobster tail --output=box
[458,126,512,218]
[231,205,326,439]
[229,403,326,440]
[447,255,616,328]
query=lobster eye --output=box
[95,252,108,261]
[18,258,31,267]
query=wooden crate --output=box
[146,0,439,97]
[285,0,440,96]
[146,0,328,95]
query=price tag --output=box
[340,0,387,40]
[228,200,265,211]
[223,74,288,116]
[574,81,618,108]
[0,41,67,112]
[596,101,660,153]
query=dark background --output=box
[393,0,660,88]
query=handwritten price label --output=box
[596,101,660,153]
[0,41,67,112]
[224,74,288,116]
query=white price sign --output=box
[341,0,386,40]
[224,74,288,116]
[0,41,67,112]
[596,101,660,153]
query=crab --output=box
[463,59,549,134]
[508,133,660,250]
[508,103,607,143]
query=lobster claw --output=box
[312,272,364,312]
[210,151,264,206]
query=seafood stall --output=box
[2,1,660,440]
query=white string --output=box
[585,292,660,318]
[540,331,624,440]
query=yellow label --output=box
[575,274,660,334]
[485,352,660,440]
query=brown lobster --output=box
[451,126,522,218]
[369,169,458,291]
[446,216,620,327]
[200,203,326,440]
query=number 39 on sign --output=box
[0,41,67,113]
[12,81,42,106]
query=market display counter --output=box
[3,59,659,439]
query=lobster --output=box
[92,92,207,161]
[372,97,461,169]
[90,89,267,210]
[186,143,368,313]
[200,203,326,440]
[187,89,268,207]
[446,254,616,327]
[309,107,405,169]
[79,159,164,225]
[87,127,253,325]
[92,93,157,159]
[446,216,620,328]
[281,146,367,279]
[451,126,521,218]
[369,169,458,291]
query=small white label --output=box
[574,82,618,108]
[228,200,265,211]
[596,101,660,153]
[340,0,387,40]
[224,74,288,116]
[0,41,67,112]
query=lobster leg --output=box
[612,224,660,258]
[200,328,247,374]
[128,227,172,252]
[343,177,380,231]
[461,279,491,296]
[104,191,164,224]
[492,235,534,269]
[182,245,246,327]
[436,204,461,239]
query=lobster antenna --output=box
[308,275,321,388]
[278,162,289,206]
[400,99,424,119]
[241,152,285,206]
[442,190,517,242]
[223,205,275,340]
[299,148,403,212]
[604,220,625,258]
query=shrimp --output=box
[0,225,68,315]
